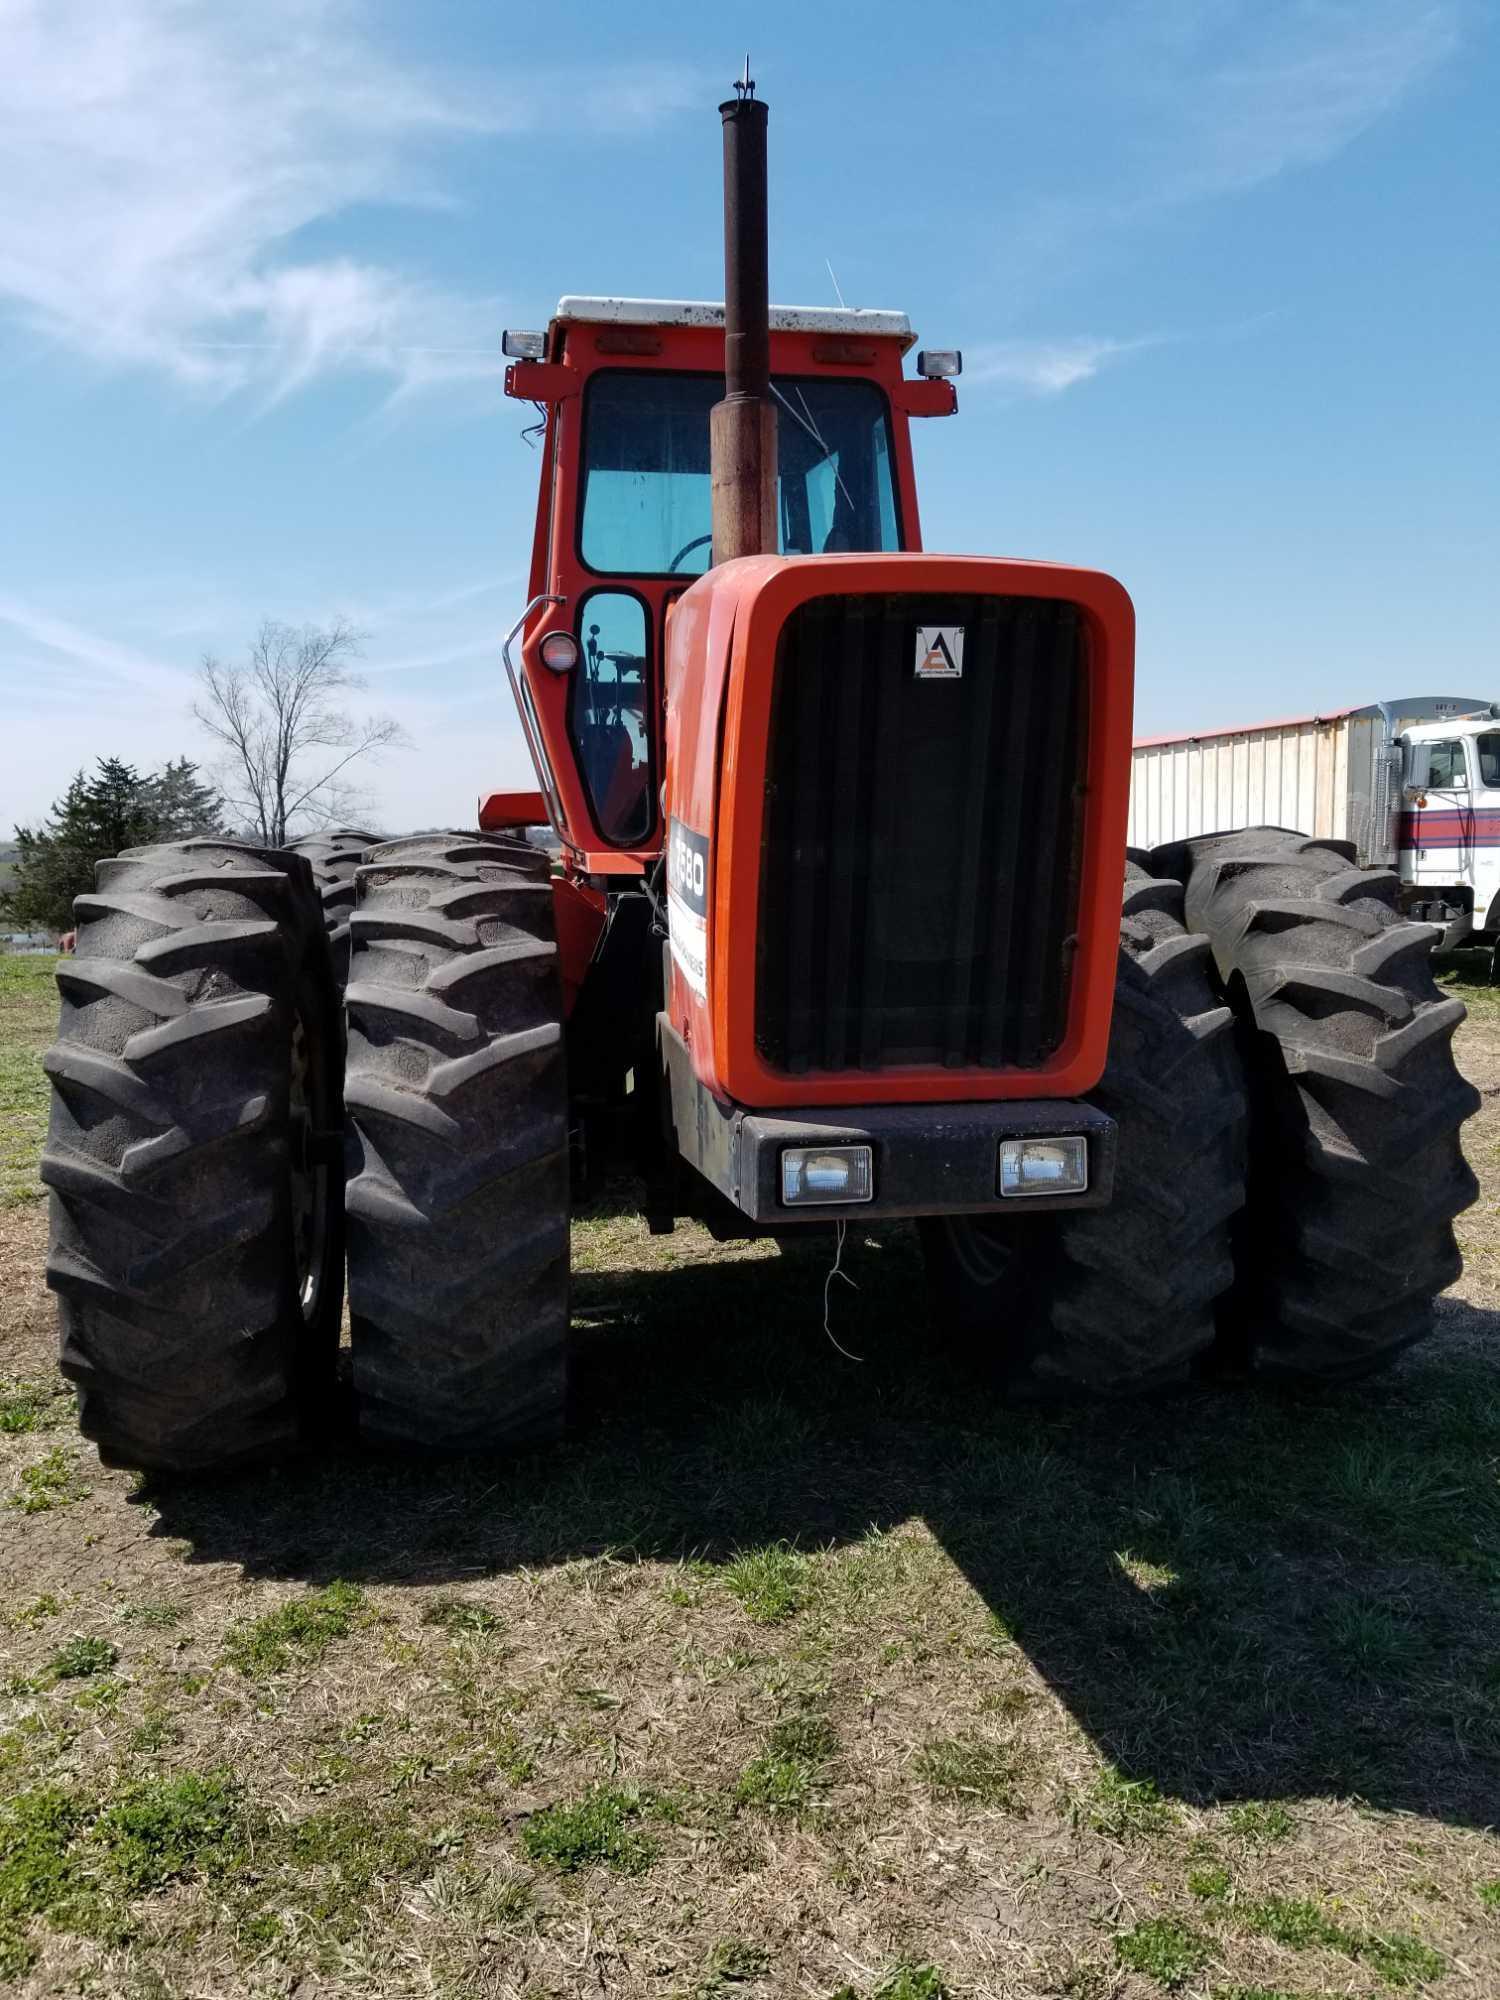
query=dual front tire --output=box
[924,833,1479,1394]
[43,830,569,1472]
[42,840,345,1472]
[922,861,1247,1398]
[1168,828,1479,1381]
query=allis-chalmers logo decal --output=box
[914,625,965,679]
[666,817,709,1001]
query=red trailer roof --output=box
[1133,705,1359,751]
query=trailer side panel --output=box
[1129,716,1356,851]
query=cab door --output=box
[1404,738,1473,891]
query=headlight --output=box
[780,1146,874,1206]
[998,1136,1088,1197]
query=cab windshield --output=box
[579,371,900,577]
[1475,734,1500,788]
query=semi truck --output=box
[1130,696,1500,947]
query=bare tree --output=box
[193,619,408,845]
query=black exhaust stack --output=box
[711,67,777,564]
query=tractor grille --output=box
[756,592,1087,1074]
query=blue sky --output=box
[2,0,1495,835]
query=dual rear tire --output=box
[281,828,382,986]
[342,833,569,1451]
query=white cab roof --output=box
[554,295,915,351]
[1404,711,1500,739]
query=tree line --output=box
[4,758,225,932]
[3,618,406,934]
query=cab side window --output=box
[1421,741,1468,789]
[570,590,653,845]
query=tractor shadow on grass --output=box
[143,1221,1500,1832]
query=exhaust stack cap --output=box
[711,68,777,565]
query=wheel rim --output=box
[288,1010,330,1322]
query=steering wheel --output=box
[667,532,713,573]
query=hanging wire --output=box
[520,401,548,448]
[821,1220,865,1362]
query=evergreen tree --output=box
[80,756,162,859]
[4,757,225,933]
[7,771,98,932]
[144,758,226,839]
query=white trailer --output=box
[1129,694,1500,946]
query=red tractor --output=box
[42,88,1477,1470]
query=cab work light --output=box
[998,1136,1088,1198]
[501,329,546,359]
[780,1145,874,1206]
[916,349,962,378]
[538,631,580,672]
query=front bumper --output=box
[659,1018,1116,1225]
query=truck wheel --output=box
[343,831,570,1450]
[41,840,343,1472]
[1156,828,1480,1381]
[282,828,381,985]
[921,861,1247,1396]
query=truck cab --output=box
[1398,711,1500,941]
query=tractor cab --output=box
[496,298,957,868]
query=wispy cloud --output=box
[963,313,1284,397]
[965,335,1162,397]
[0,1,696,401]
[995,1,1461,287]
[963,4,1459,400]
[0,592,191,699]
[1160,0,1461,200]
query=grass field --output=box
[2,950,1498,1998]
[0,957,54,1211]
